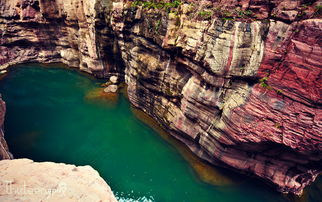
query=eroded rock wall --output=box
[0,0,123,77]
[0,0,321,195]
[114,0,322,195]
[0,96,11,159]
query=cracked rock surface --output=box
[0,159,117,202]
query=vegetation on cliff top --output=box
[129,0,255,22]
[129,0,321,22]
[131,0,182,13]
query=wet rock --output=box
[109,75,118,84]
[104,85,118,93]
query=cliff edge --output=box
[0,159,117,201]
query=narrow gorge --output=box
[0,0,321,201]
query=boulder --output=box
[104,85,118,93]
[109,76,118,84]
[0,159,117,201]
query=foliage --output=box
[259,77,270,89]
[259,76,284,95]
[212,7,254,21]
[316,5,322,11]
[131,0,182,13]
[314,5,322,16]
[274,123,282,129]
[237,9,253,17]
[154,19,161,33]
[222,17,234,21]
[276,89,283,94]
[131,1,255,22]
[174,15,181,26]
[198,11,212,20]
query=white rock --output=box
[109,76,118,84]
[0,159,117,202]
[104,85,118,93]
[0,64,9,70]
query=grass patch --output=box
[131,0,182,13]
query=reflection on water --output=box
[10,131,41,152]
[293,176,322,202]
[131,106,238,186]
[85,87,119,105]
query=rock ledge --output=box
[0,159,117,202]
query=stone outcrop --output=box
[0,96,11,159]
[0,158,117,201]
[116,0,322,195]
[0,0,123,77]
[0,0,321,195]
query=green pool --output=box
[0,64,320,202]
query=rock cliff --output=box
[0,96,11,159]
[0,0,123,77]
[0,158,117,201]
[0,0,321,195]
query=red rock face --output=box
[255,19,322,153]
[218,18,322,194]
[117,0,322,196]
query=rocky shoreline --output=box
[0,0,321,196]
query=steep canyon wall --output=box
[0,96,11,159]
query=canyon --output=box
[0,0,321,197]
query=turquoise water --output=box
[0,64,320,202]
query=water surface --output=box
[0,64,320,202]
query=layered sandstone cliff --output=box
[0,96,11,159]
[0,0,123,77]
[0,159,117,201]
[0,0,321,195]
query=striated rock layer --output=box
[0,0,124,77]
[0,96,11,159]
[0,159,117,201]
[0,0,321,195]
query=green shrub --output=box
[259,77,270,89]
[131,0,182,13]
[154,19,161,33]
[198,11,212,20]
